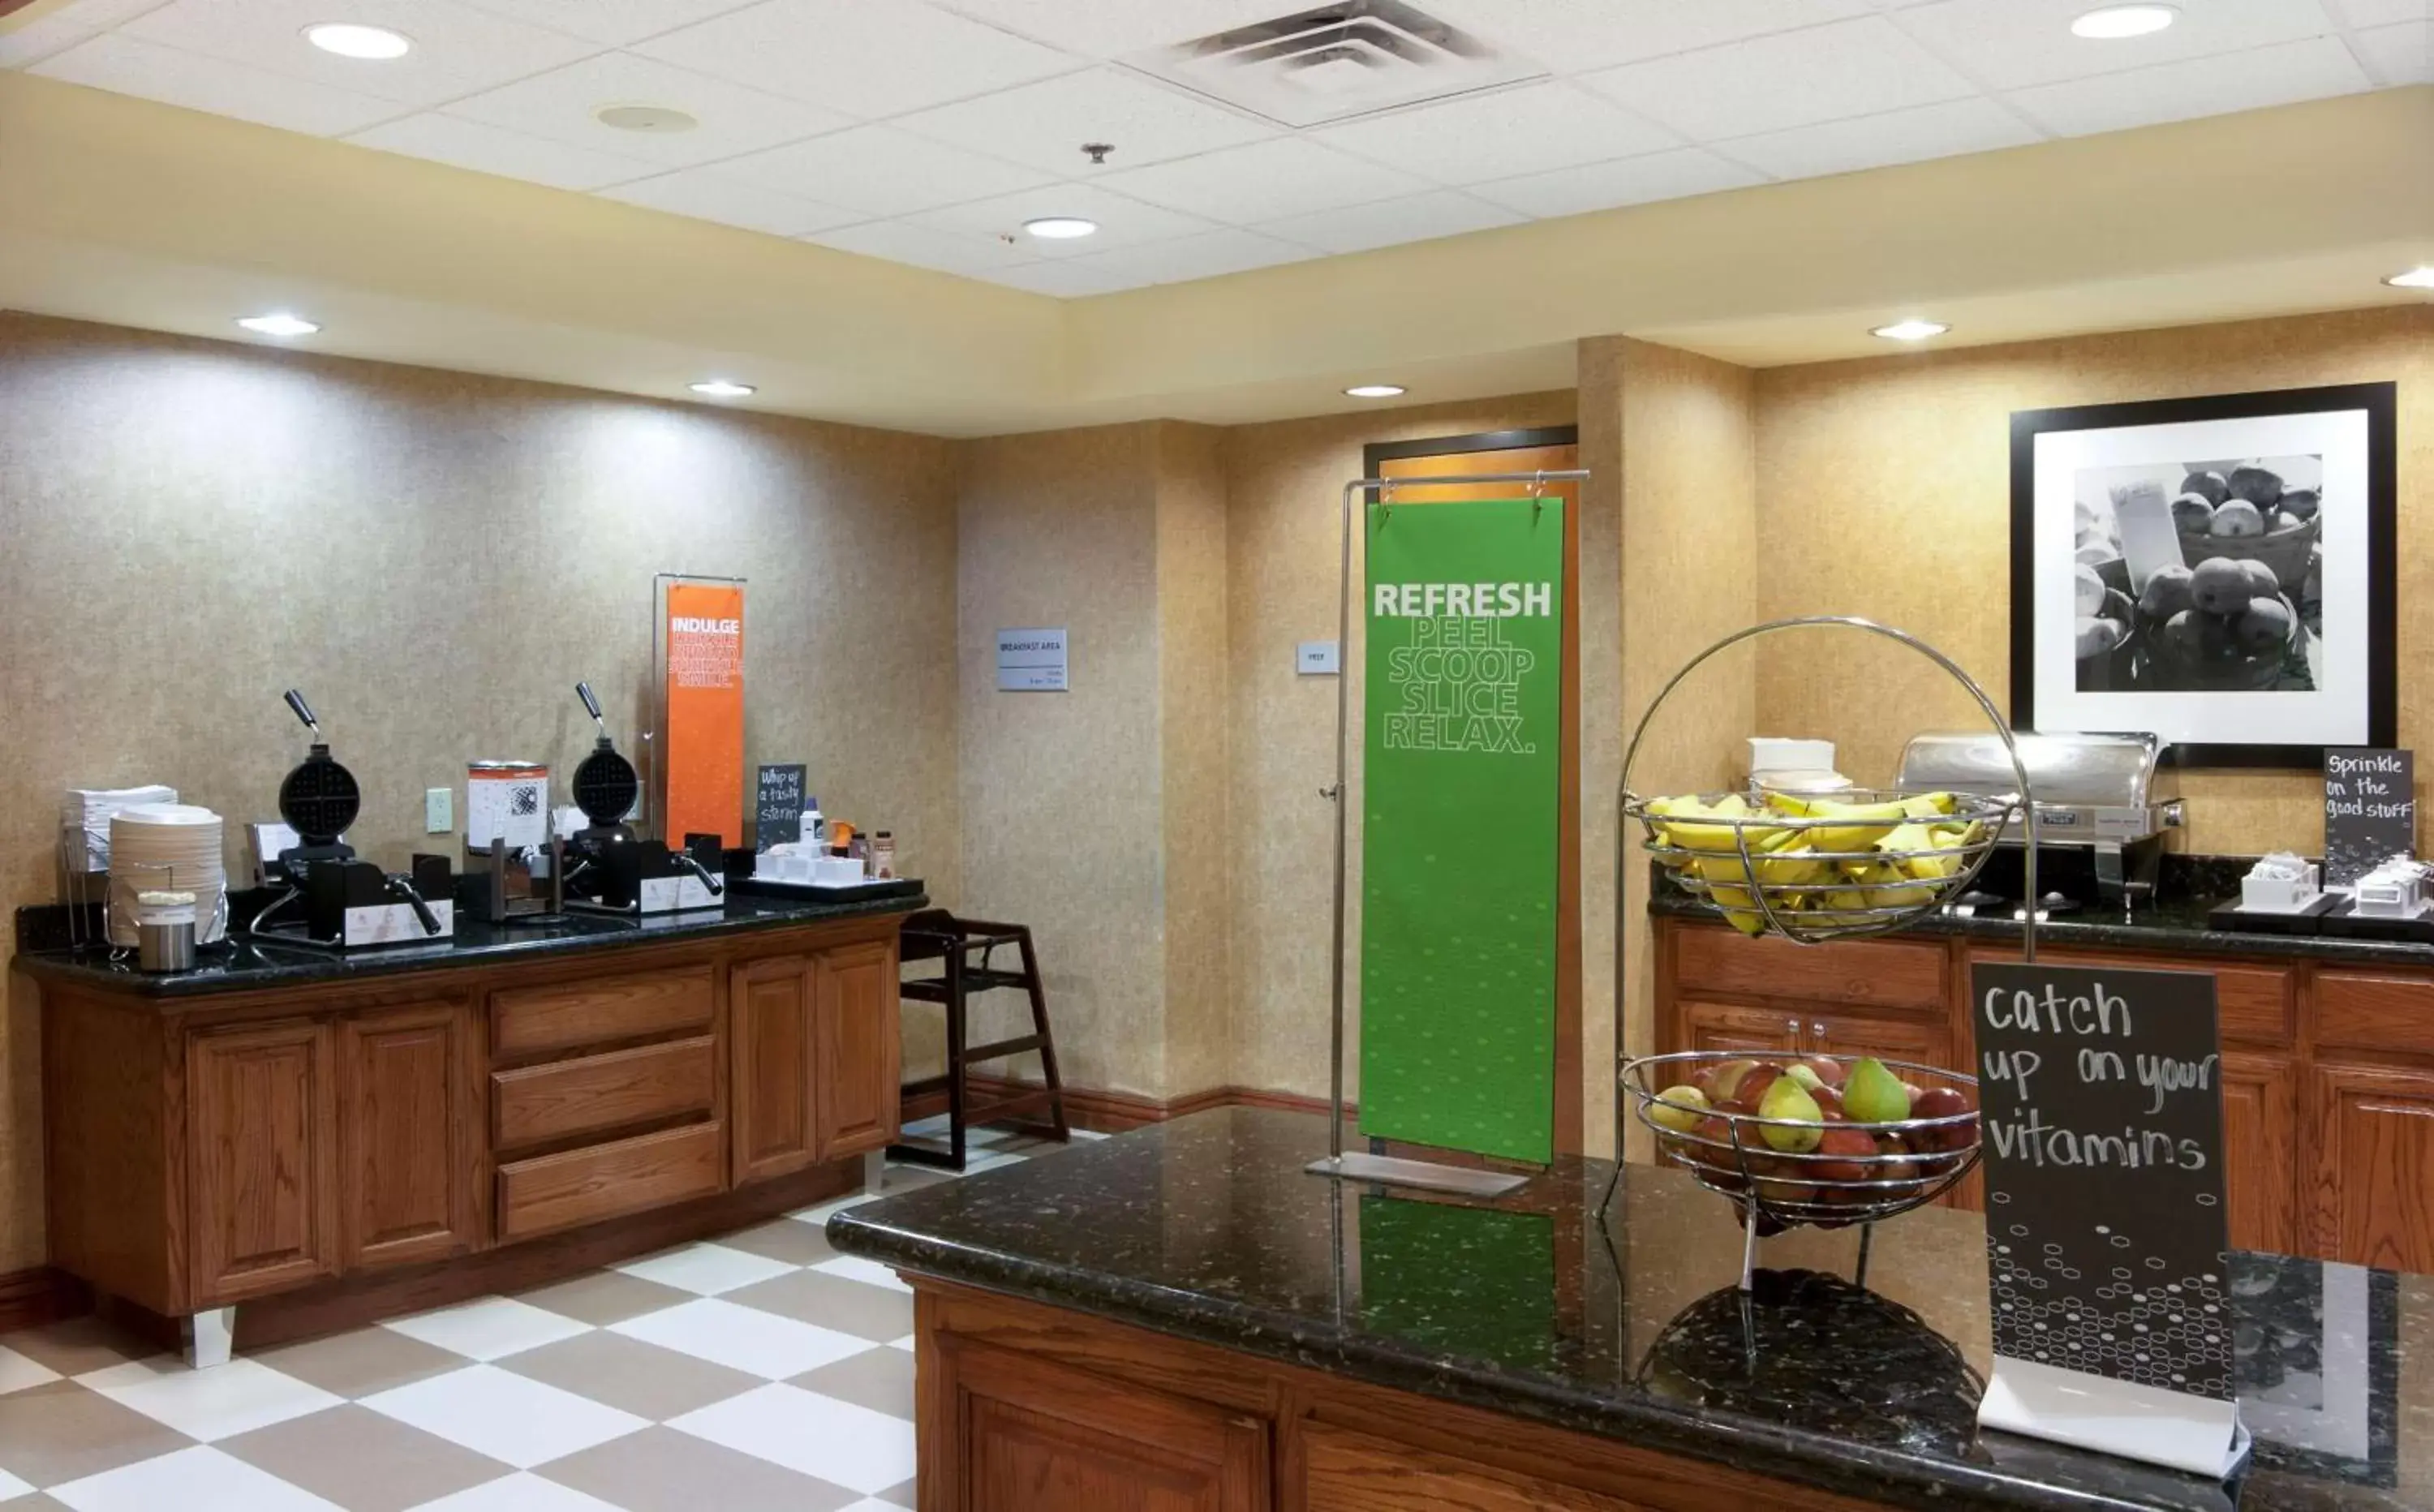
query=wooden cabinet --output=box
[338,1001,481,1270]
[815,939,902,1158]
[2221,1050,2299,1256]
[730,953,818,1185]
[1805,1009,1950,1070]
[1304,1421,1647,1512]
[1675,1001,1799,1057]
[2310,1063,2434,1273]
[187,1019,338,1305]
[948,1343,1271,1512]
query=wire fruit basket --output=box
[1632,785,2020,943]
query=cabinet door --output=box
[1672,1001,1800,1059]
[815,939,901,1158]
[339,1001,481,1270]
[1803,1009,1950,1069]
[187,1019,338,1305]
[2312,1063,2434,1272]
[1303,1421,1647,1512]
[2221,1050,2299,1257]
[956,1344,1269,1512]
[730,955,816,1185]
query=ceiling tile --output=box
[2351,19,2431,81]
[2330,0,2429,24]
[441,52,848,168]
[1310,80,1678,187]
[632,0,1080,118]
[1890,0,2342,91]
[347,112,656,190]
[0,0,172,68]
[889,67,1274,176]
[713,125,1053,217]
[1255,190,1524,254]
[1579,16,1976,140]
[971,260,1136,297]
[1720,97,2041,180]
[2009,34,2373,135]
[910,183,1216,257]
[1092,137,1434,226]
[1467,147,1765,218]
[597,168,862,236]
[30,32,404,134]
[454,0,763,46]
[121,0,602,109]
[807,220,1033,276]
[1057,227,1319,287]
[1425,0,1877,71]
[922,0,1287,58]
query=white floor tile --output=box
[670,1382,918,1494]
[80,1357,342,1442]
[0,1344,62,1394]
[887,1335,916,1353]
[611,1298,876,1381]
[1070,1128,1111,1140]
[362,1364,645,1469]
[812,1256,914,1295]
[616,1242,798,1297]
[0,1467,34,1500]
[405,1471,626,1511]
[50,1445,344,1511]
[789,1192,879,1225]
[383,1296,593,1362]
[961,1151,1028,1174]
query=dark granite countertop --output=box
[11,887,926,999]
[830,1107,2428,1512]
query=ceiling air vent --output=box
[1123,0,1543,129]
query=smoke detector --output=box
[596,104,699,133]
[1124,1,1541,128]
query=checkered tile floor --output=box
[0,1119,1099,1511]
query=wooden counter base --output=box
[911,1280,1895,1512]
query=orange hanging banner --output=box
[663,582,745,847]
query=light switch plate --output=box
[425,787,453,833]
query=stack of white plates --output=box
[108,805,226,947]
[60,785,178,874]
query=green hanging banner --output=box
[1360,496,1564,1164]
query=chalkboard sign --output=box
[755,764,806,853]
[2325,748,2414,888]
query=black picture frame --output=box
[2009,382,2397,769]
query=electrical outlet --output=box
[425,787,453,834]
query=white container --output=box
[2240,860,2321,913]
[811,855,866,887]
[2350,858,2428,919]
[1748,737,1835,775]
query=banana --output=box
[1900,792,1957,819]
[1801,798,1909,854]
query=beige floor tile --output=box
[716,1218,838,1266]
[878,1474,919,1507]
[720,1271,914,1343]
[498,1329,763,1422]
[541,1424,862,1512]
[790,1347,914,1420]
[0,1317,161,1377]
[0,1381,195,1487]
[247,1325,472,1400]
[516,1268,698,1327]
[218,1402,510,1512]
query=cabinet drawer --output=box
[2318,973,2434,1057]
[496,1121,723,1241]
[1969,950,2293,1046]
[491,967,713,1059]
[1671,925,1944,1012]
[491,1035,715,1151]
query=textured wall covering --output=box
[1754,307,2433,856]
[0,312,961,1271]
[1156,423,1234,1097]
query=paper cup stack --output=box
[108,805,227,946]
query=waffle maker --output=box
[249,689,452,947]
[561,681,726,916]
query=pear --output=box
[1782,1063,1826,1093]
[1757,1076,1826,1153]
[1842,1057,1912,1125]
[1648,1085,1708,1133]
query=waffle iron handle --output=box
[282,689,321,739]
[576,681,608,739]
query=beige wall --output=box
[1754,306,2434,856]
[0,311,961,1271]
[1155,423,1234,1097]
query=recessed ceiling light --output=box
[596,104,698,133]
[236,313,320,337]
[2070,4,2178,40]
[303,22,411,59]
[1344,384,1407,398]
[689,380,755,398]
[1023,217,1099,240]
[1870,320,1950,341]
[2385,265,2434,290]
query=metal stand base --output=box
[1305,1153,1529,1197]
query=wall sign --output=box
[2324,748,2414,888]
[1297,640,1340,676]
[996,627,1069,691]
[1971,960,2247,1477]
[755,763,806,852]
[663,581,745,846]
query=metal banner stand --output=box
[1304,468,1592,1200]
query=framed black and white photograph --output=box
[2010,383,2396,767]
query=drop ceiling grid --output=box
[2,0,2413,294]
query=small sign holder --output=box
[1971,960,2249,1478]
[2324,747,2414,888]
[755,763,806,852]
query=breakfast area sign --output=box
[1970,961,2247,1478]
